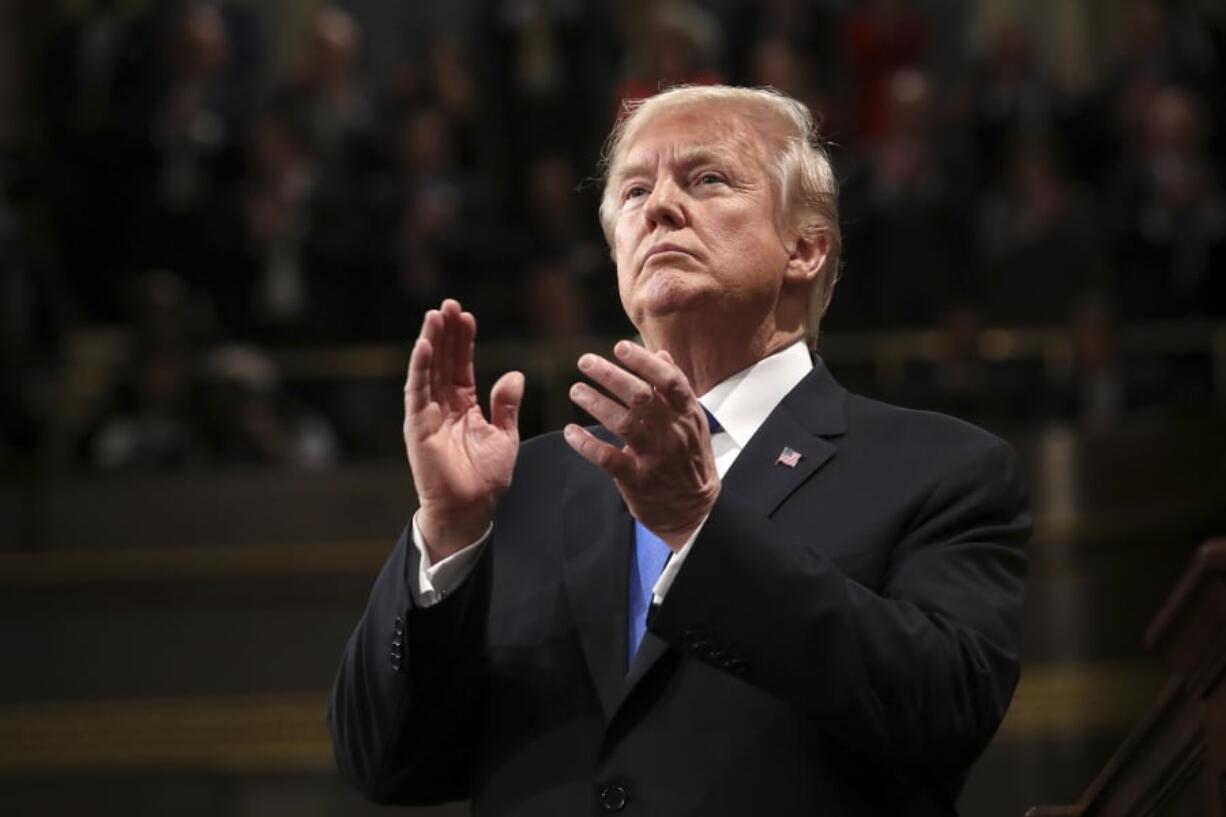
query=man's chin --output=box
[635,276,716,318]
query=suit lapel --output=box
[721,357,846,514]
[623,630,669,692]
[562,432,632,721]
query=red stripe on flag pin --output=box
[776,447,802,468]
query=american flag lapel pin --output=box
[776,447,802,468]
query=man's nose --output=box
[644,177,686,230]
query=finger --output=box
[569,381,635,439]
[577,352,653,410]
[455,310,477,389]
[417,306,438,341]
[405,336,434,416]
[421,308,444,396]
[437,299,462,394]
[614,340,693,411]
[490,371,525,433]
[563,424,635,482]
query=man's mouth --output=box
[644,243,696,261]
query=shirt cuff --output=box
[410,511,492,607]
[650,514,709,605]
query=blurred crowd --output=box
[1,0,1225,471]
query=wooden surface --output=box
[1026,540,1226,816]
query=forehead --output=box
[611,104,776,178]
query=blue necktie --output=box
[627,407,722,663]
[628,520,670,664]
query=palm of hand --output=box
[404,301,525,556]
[410,393,518,513]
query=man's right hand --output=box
[404,299,524,563]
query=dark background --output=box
[1,1,1224,815]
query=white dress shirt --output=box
[410,339,814,607]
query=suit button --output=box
[598,783,628,811]
[389,656,402,671]
[391,636,403,648]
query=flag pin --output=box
[776,447,802,468]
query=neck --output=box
[640,319,806,396]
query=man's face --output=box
[608,106,792,335]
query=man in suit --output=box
[329,85,1030,816]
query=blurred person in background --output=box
[967,20,1063,193]
[614,0,724,109]
[837,67,969,328]
[722,0,841,93]
[486,0,614,186]
[369,104,508,339]
[1111,84,1226,319]
[197,344,338,470]
[841,0,931,146]
[748,34,843,143]
[137,3,251,289]
[83,270,338,470]
[417,40,506,194]
[896,304,1037,425]
[1043,295,1171,432]
[520,258,593,340]
[37,0,148,320]
[376,177,469,339]
[229,111,319,339]
[0,160,64,468]
[227,103,371,343]
[975,137,1107,326]
[84,271,211,469]
[87,342,204,470]
[517,151,619,334]
[275,5,376,173]
[1074,0,1223,188]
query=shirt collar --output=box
[697,340,813,449]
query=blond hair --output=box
[599,85,842,345]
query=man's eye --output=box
[625,185,649,200]
[696,173,724,186]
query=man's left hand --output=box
[565,340,720,551]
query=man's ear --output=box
[784,227,830,286]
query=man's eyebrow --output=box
[610,159,653,185]
[673,145,744,171]
[611,145,746,185]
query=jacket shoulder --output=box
[843,392,1014,457]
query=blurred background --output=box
[0,0,1224,814]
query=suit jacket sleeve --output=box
[327,523,490,805]
[647,431,1029,787]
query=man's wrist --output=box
[411,511,491,606]
[417,506,494,562]
[655,485,720,552]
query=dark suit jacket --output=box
[328,359,1031,816]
